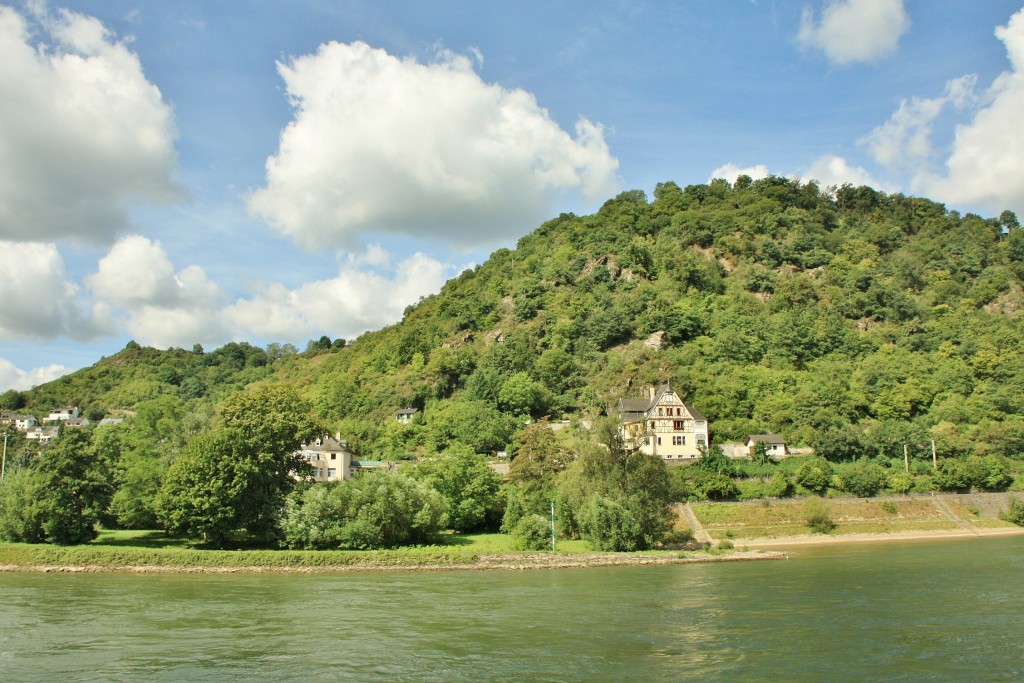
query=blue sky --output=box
[3,0,1024,391]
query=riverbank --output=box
[740,525,1024,549]
[0,546,785,573]
[685,491,1024,549]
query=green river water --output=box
[0,536,1022,682]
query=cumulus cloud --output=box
[860,75,977,170]
[709,163,771,185]
[225,251,452,341]
[802,154,887,189]
[0,358,72,392]
[248,41,619,250]
[920,8,1024,213]
[0,4,180,244]
[0,241,107,340]
[86,235,229,348]
[797,0,910,66]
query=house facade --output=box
[618,384,709,460]
[48,406,79,421]
[745,434,789,458]
[395,408,418,424]
[297,435,355,482]
[25,426,59,444]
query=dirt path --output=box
[680,503,713,544]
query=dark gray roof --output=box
[747,434,786,444]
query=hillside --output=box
[6,177,1024,463]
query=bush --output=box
[510,514,552,550]
[1000,499,1024,526]
[281,472,447,550]
[696,472,739,500]
[839,461,887,497]
[795,458,833,495]
[803,497,835,533]
[887,471,913,494]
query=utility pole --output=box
[550,502,556,552]
[904,444,909,473]
[2,431,7,478]
[931,440,937,470]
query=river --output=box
[1,536,1022,681]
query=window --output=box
[697,437,706,447]
[327,468,337,478]
[658,408,664,416]
[676,408,682,416]
[674,420,685,430]
[657,437,662,446]
[672,436,682,446]
[330,453,337,460]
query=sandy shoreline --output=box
[0,549,785,574]
[739,525,1024,549]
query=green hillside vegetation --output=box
[3,177,1024,549]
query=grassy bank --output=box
[0,531,726,573]
[689,492,1024,541]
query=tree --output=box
[555,420,674,549]
[411,447,502,532]
[33,429,112,545]
[0,468,44,543]
[156,384,320,546]
[281,472,447,549]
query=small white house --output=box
[48,406,80,421]
[745,434,789,458]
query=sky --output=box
[2,0,1024,392]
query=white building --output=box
[618,384,709,460]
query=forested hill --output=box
[8,177,1024,461]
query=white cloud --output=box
[225,251,452,341]
[802,154,886,189]
[860,75,977,170]
[709,163,771,185]
[0,358,72,392]
[86,235,229,348]
[920,8,1024,213]
[87,235,179,306]
[0,241,106,340]
[248,41,619,250]
[0,4,180,244]
[797,0,910,66]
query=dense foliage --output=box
[3,178,1024,546]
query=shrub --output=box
[887,471,913,494]
[697,472,739,500]
[281,472,447,550]
[795,458,833,495]
[803,497,835,533]
[840,461,887,497]
[881,500,898,515]
[717,539,734,550]
[510,514,552,550]
[1000,499,1024,526]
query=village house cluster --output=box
[1,406,125,446]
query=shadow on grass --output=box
[91,530,193,549]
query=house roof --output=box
[618,384,707,423]
[746,434,786,444]
[301,434,351,454]
[395,408,418,416]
